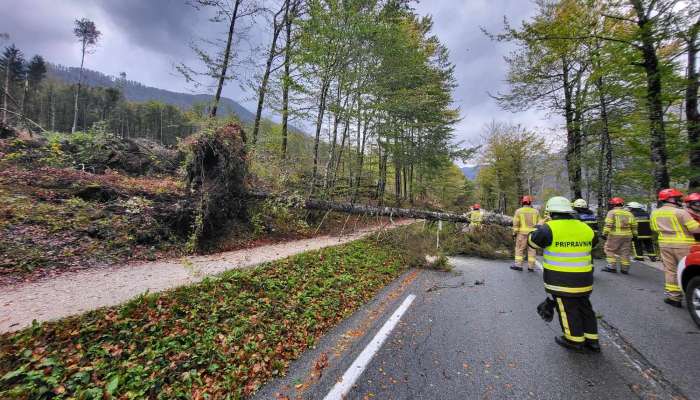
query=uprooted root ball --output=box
[184,122,249,250]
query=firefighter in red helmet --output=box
[602,197,637,274]
[511,195,539,272]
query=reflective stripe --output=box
[543,250,590,257]
[543,264,592,273]
[665,283,681,292]
[584,333,598,340]
[544,259,590,267]
[545,284,593,294]
[528,236,541,249]
[556,298,571,337]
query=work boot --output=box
[664,298,683,308]
[621,269,629,275]
[584,340,601,353]
[528,267,535,272]
[602,266,617,273]
[555,336,584,353]
[510,265,523,271]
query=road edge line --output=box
[323,294,416,400]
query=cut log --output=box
[248,192,513,227]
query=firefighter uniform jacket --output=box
[603,208,638,237]
[512,206,539,235]
[528,216,597,297]
[651,204,700,248]
[469,210,484,227]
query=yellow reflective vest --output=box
[541,219,594,297]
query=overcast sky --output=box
[1,0,558,151]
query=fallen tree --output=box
[248,192,513,227]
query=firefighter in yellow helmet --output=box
[528,196,599,353]
[602,197,637,274]
[651,189,700,308]
[511,195,539,272]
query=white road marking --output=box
[323,294,416,400]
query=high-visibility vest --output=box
[470,210,484,226]
[542,219,595,297]
[651,205,700,246]
[603,208,637,237]
[513,206,539,234]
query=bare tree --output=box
[178,0,260,119]
[252,2,286,144]
[71,18,100,133]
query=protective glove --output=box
[537,297,556,322]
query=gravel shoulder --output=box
[0,220,413,333]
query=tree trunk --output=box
[2,55,9,125]
[210,0,241,118]
[312,78,331,187]
[562,57,582,199]
[72,38,87,133]
[687,22,700,190]
[252,9,284,144]
[631,0,670,192]
[595,75,613,229]
[281,0,294,160]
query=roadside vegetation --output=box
[0,226,430,399]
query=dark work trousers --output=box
[553,296,598,344]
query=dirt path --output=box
[0,221,413,333]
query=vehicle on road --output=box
[680,244,700,327]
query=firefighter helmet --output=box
[572,199,587,208]
[627,201,644,209]
[473,204,481,210]
[684,193,700,203]
[545,196,574,214]
[609,197,624,206]
[658,188,684,202]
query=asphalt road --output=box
[255,257,700,400]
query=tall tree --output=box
[0,45,25,125]
[71,18,101,133]
[252,2,286,144]
[682,10,700,189]
[179,0,261,119]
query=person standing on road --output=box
[652,189,700,308]
[573,199,598,231]
[469,204,484,228]
[511,196,539,272]
[602,197,637,274]
[528,196,600,353]
[627,202,654,261]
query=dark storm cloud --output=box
[0,0,558,146]
[98,0,206,58]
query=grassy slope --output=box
[0,236,407,399]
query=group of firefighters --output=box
[469,189,700,353]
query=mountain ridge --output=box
[47,63,256,123]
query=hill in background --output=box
[461,165,479,180]
[47,64,256,123]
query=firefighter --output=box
[469,204,484,228]
[511,195,539,272]
[573,199,598,231]
[602,197,637,274]
[528,197,599,353]
[685,193,700,242]
[651,189,700,308]
[627,202,654,261]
